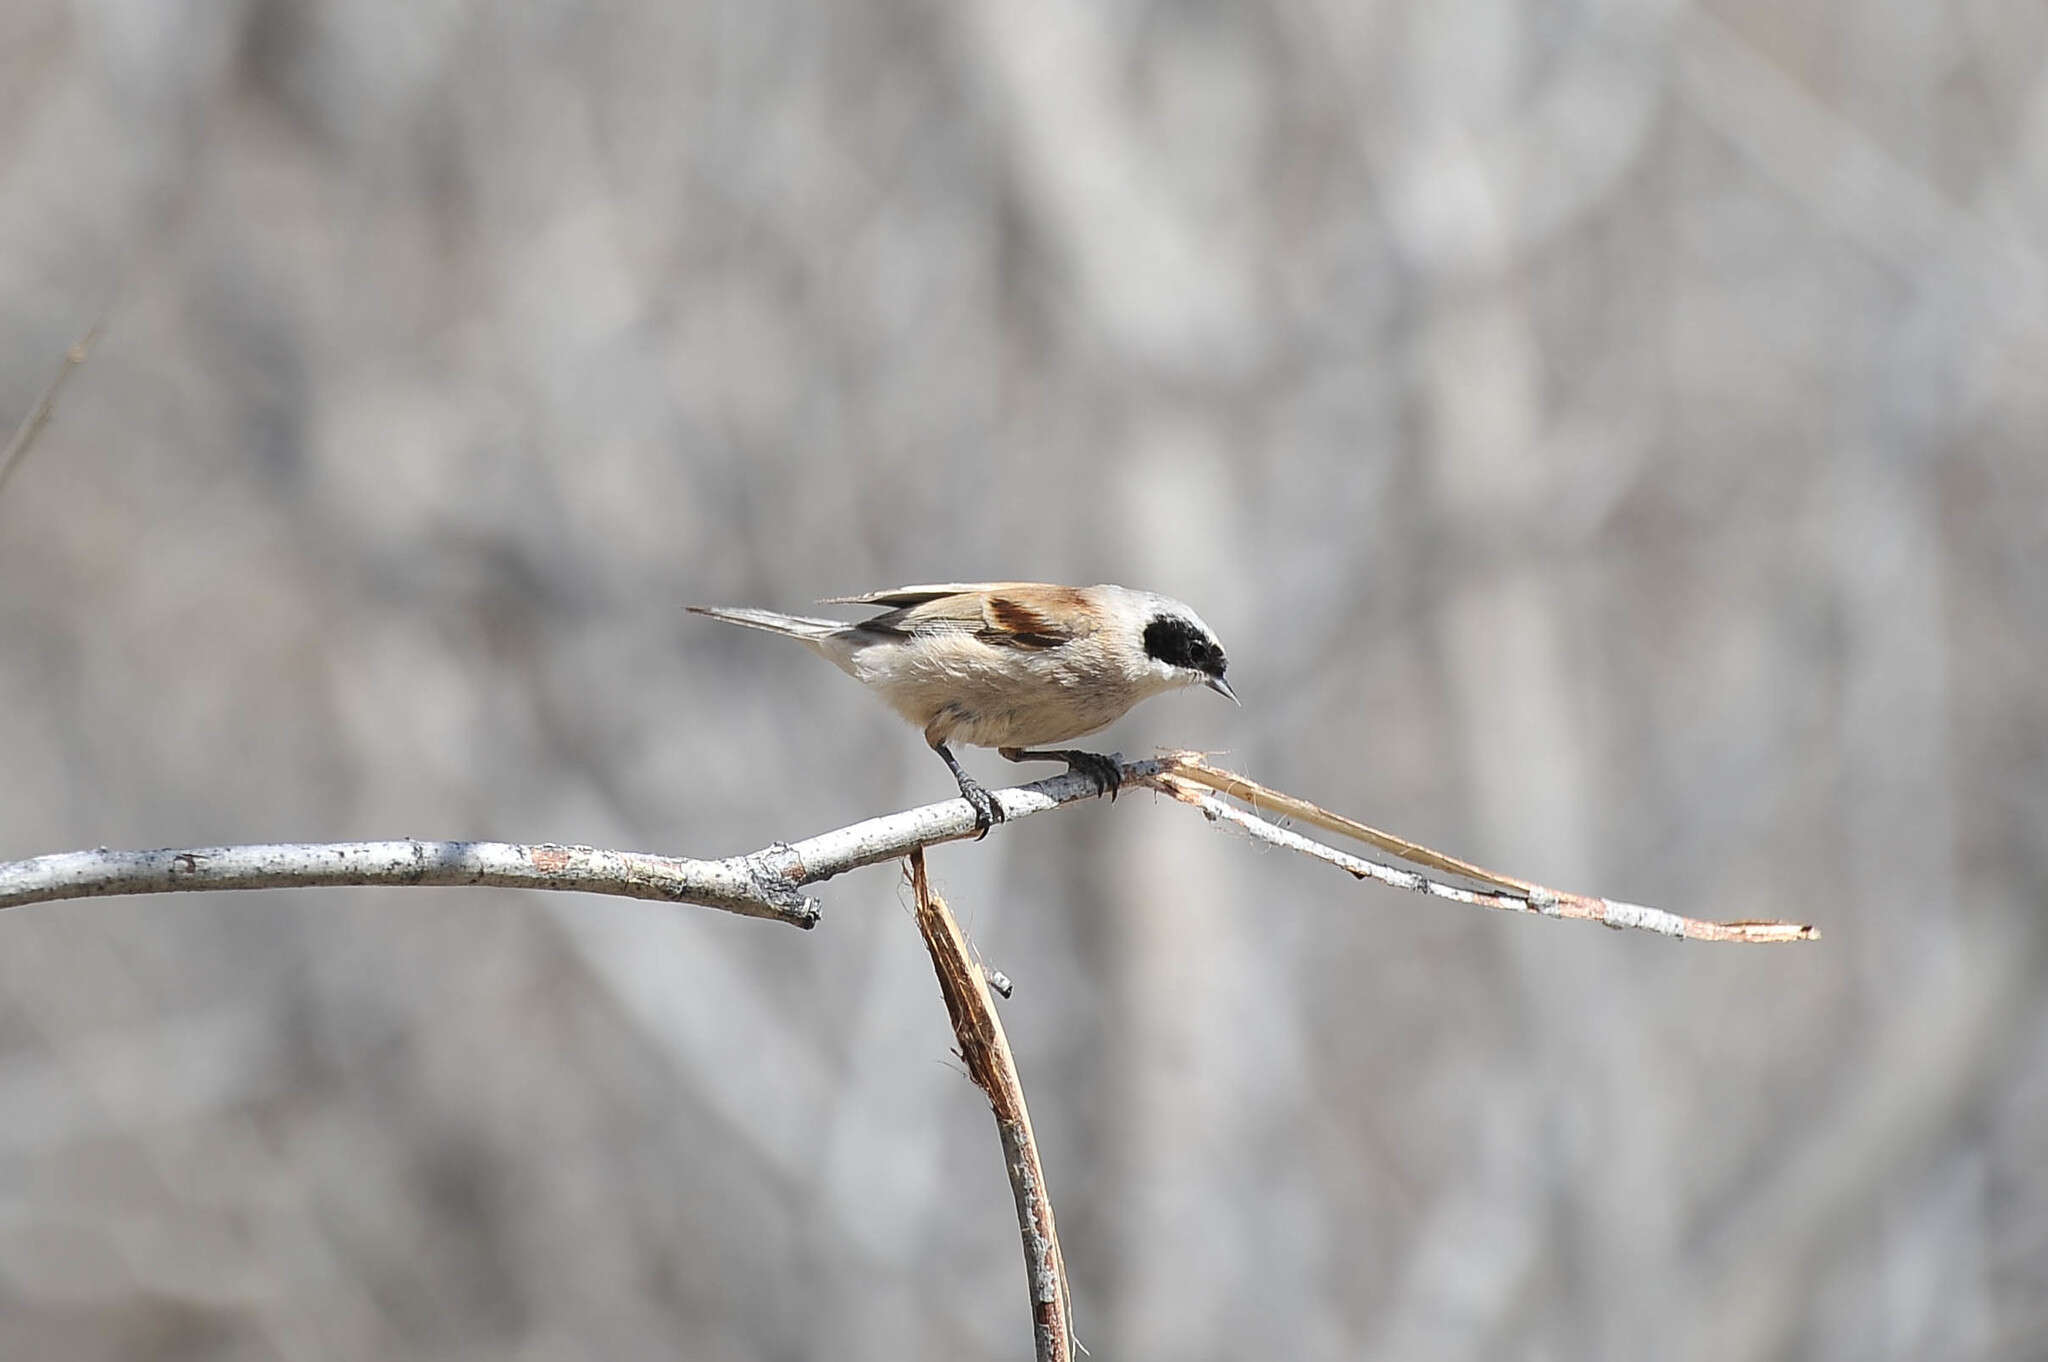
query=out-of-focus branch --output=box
[0,755,1814,941]
[908,848,1072,1362]
[0,323,102,498]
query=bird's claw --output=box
[1066,751,1124,801]
[959,776,1005,838]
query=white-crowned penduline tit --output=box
[690,582,1238,834]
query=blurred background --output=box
[3,1,2045,1358]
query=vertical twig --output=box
[907,848,1073,1362]
[0,323,103,499]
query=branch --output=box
[0,839,821,927]
[908,848,1072,1362]
[0,755,1815,941]
[0,757,1809,1362]
[1142,756,1818,943]
[0,764,1161,927]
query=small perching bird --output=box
[690,581,1237,832]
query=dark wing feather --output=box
[980,592,1084,649]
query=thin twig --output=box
[0,323,102,499]
[1162,754,1540,891]
[1141,761,1818,943]
[908,848,1072,1362]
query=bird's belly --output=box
[947,695,1122,749]
[860,646,1136,749]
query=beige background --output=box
[4,1,2046,1358]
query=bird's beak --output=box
[1205,674,1240,705]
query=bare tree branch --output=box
[0,838,821,927]
[1140,759,1820,944]
[0,764,1161,926]
[0,756,1815,941]
[908,848,1072,1362]
[0,754,1811,1362]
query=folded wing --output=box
[834,583,1095,651]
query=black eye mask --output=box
[1142,615,1227,678]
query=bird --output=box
[689,581,1237,833]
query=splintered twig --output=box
[1146,754,1817,943]
[908,849,1073,1362]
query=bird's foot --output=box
[1063,750,1124,800]
[957,774,1005,838]
[1001,747,1123,800]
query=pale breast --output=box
[849,630,1152,748]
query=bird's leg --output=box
[935,742,1004,837]
[998,747,1124,800]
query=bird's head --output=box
[1134,597,1236,704]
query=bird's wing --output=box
[840,583,1097,650]
[973,585,1096,648]
[819,582,1047,607]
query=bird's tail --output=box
[687,605,848,641]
